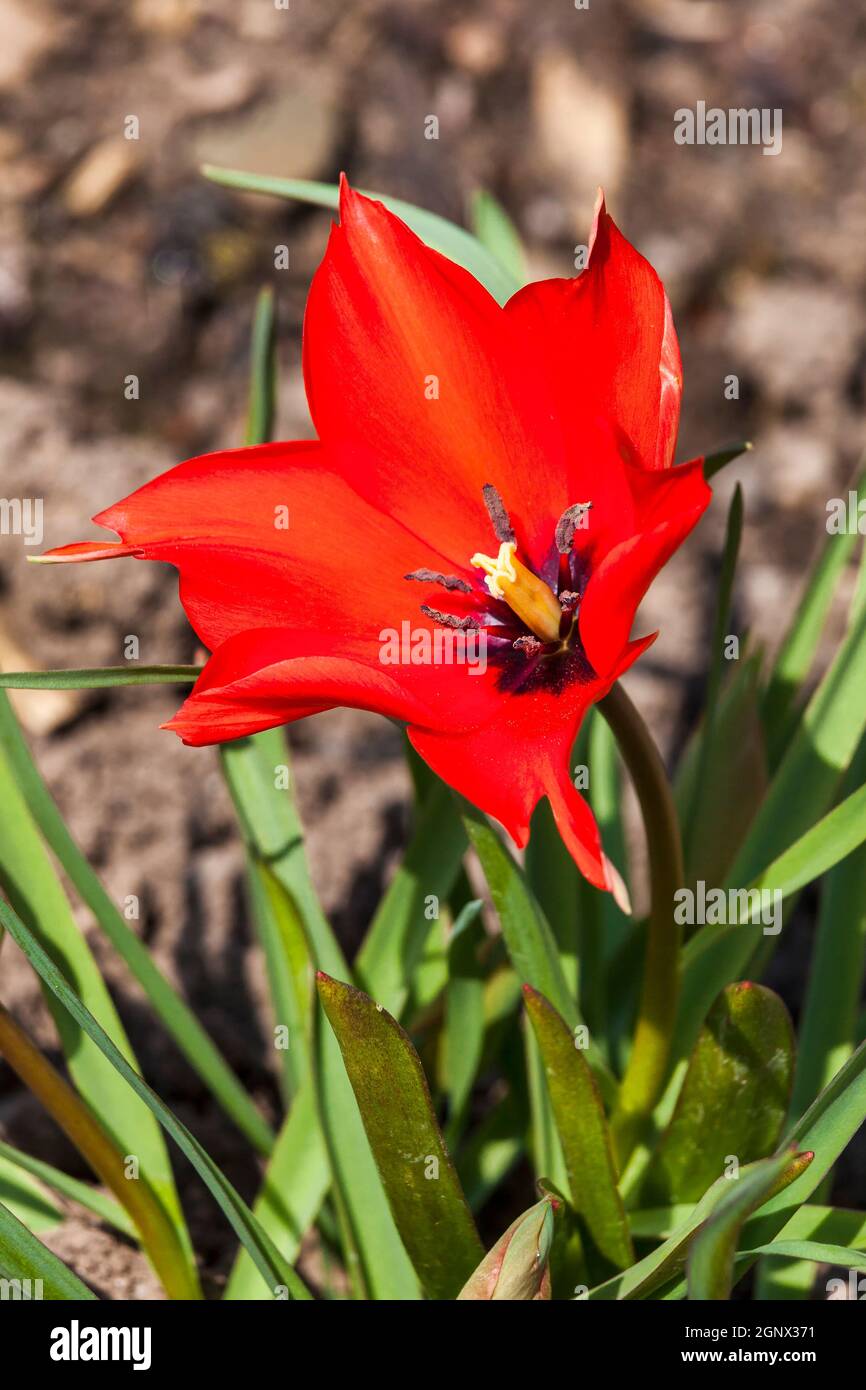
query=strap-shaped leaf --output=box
[460,799,616,1101]
[355,781,467,1016]
[317,973,483,1299]
[0,747,197,1292]
[202,167,522,305]
[443,900,486,1144]
[640,984,794,1205]
[222,732,420,1299]
[0,1199,96,1301]
[588,1153,810,1301]
[676,654,767,887]
[0,895,311,1301]
[469,189,527,285]
[0,690,272,1156]
[0,666,199,688]
[688,1149,812,1300]
[524,986,633,1271]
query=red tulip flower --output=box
[41,179,710,900]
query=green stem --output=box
[0,1003,200,1300]
[598,683,684,1167]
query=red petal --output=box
[163,624,501,744]
[409,634,653,894]
[578,458,710,677]
[43,440,478,651]
[505,191,682,475]
[302,178,570,570]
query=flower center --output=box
[470,541,564,645]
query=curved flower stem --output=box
[598,682,684,1169]
[0,1002,200,1300]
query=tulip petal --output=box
[578,458,711,678]
[505,190,682,475]
[303,179,570,571]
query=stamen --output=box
[555,502,593,554]
[482,483,515,545]
[404,568,472,593]
[558,590,579,611]
[420,605,480,630]
[513,635,543,656]
[471,541,563,645]
[470,540,517,600]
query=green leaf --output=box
[457,1084,527,1211]
[660,1044,866,1300]
[459,799,615,1101]
[745,1240,866,1268]
[247,861,314,1104]
[0,666,199,689]
[631,1201,866,1246]
[202,166,522,305]
[676,654,767,886]
[732,578,866,891]
[639,984,794,1205]
[221,730,420,1298]
[587,1153,809,1300]
[524,986,633,1271]
[317,973,483,1299]
[469,188,527,285]
[688,1149,812,1300]
[762,467,866,760]
[0,1154,62,1233]
[676,757,866,1071]
[355,781,467,1016]
[790,731,866,1120]
[0,1199,97,1300]
[244,286,276,447]
[703,441,752,479]
[0,895,311,1301]
[225,1081,329,1300]
[443,900,486,1143]
[526,795,581,996]
[0,1140,133,1238]
[0,691,273,1157]
[0,747,196,1289]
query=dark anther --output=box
[555,502,593,554]
[559,590,579,611]
[404,568,472,593]
[513,634,543,655]
[421,604,480,630]
[482,483,515,544]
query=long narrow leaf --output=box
[0,1199,97,1300]
[0,748,195,1282]
[524,986,632,1271]
[0,896,311,1301]
[0,691,273,1156]
[318,973,483,1299]
[688,1149,810,1300]
[202,166,521,305]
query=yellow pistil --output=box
[471,541,564,645]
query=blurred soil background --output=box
[0,0,865,1296]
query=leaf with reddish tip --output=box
[588,1151,812,1300]
[458,1197,557,1300]
[523,985,633,1272]
[316,973,483,1300]
[688,1148,814,1300]
[639,983,794,1205]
